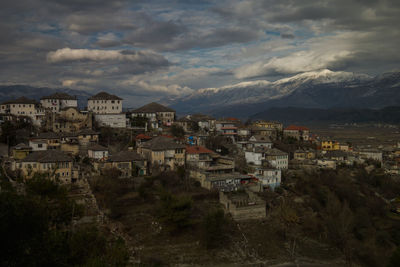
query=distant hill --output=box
[0,85,91,108]
[249,106,400,125]
[166,69,400,118]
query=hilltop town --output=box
[1,91,400,266]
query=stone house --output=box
[219,190,266,220]
[31,132,61,150]
[40,92,78,113]
[87,92,122,114]
[0,97,45,127]
[45,107,92,133]
[13,150,74,183]
[137,136,185,171]
[251,168,282,190]
[131,102,175,128]
[87,144,109,160]
[283,125,310,141]
[95,150,147,177]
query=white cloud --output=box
[47,47,166,63]
[234,32,360,78]
[120,78,194,95]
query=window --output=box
[38,144,43,148]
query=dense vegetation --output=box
[281,167,400,266]
[0,174,129,267]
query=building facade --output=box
[40,93,77,113]
[87,92,122,114]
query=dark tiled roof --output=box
[41,92,76,100]
[108,150,144,162]
[250,135,272,143]
[252,147,287,156]
[34,132,60,139]
[176,117,192,122]
[78,129,99,135]
[88,92,122,100]
[2,97,38,105]
[13,143,31,150]
[131,102,175,113]
[88,144,108,151]
[22,150,72,163]
[263,148,288,156]
[141,136,185,151]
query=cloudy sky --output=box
[1,0,399,107]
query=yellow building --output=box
[15,150,74,183]
[12,143,32,160]
[253,121,283,131]
[293,149,316,160]
[321,140,340,151]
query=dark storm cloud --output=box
[0,0,399,104]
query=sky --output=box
[1,0,399,107]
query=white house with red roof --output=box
[186,145,214,168]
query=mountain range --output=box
[166,69,400,118]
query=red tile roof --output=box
[186,145,213,154]
[225,117,240,121]
[136,134,152,140]
[284,125,309,131]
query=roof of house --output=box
[284,125,309,131]
[88,144,108,151]
[41,92,76,100]
[263,148,288,156]
[224,117,240,122]
[186,145,213,154]
[131,102,175,113]
[78,129,99,135]
[136,134,152,140]
[176,117,193,122]
[2,96,38,105]
[33,132,60,139]
[108,150,144,162]
[22,150,73,163]
[141,136,185,151]
[250,135,272,142]
[88,92,122,100]
[13,143,31,150]
[252,147,287,156]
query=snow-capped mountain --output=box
[167,69,384,116]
